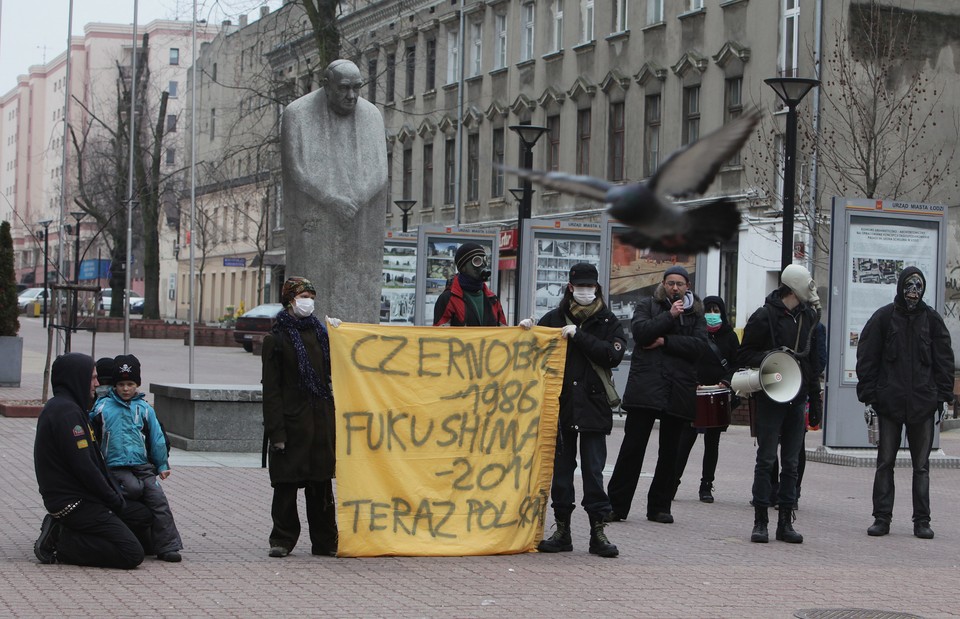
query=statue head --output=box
[324,59,363,116]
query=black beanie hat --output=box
[113,354,142,386]
[95,357,116,386]
[455,242,486,272]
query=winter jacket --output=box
[34,353,125,514]
[90,389,169,473]
[262,321,336,485]
[433,276,508,326]
[697,295,740,386]
[621,285,708,421]
[856,267,955,424]
[539,299,626,434]
[737,288,821,404]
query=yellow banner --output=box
[329,324,566,557]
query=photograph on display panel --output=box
[381,241,417,325]
[607,228,696,360]
[423,236,496,323]
[533,234,602,320]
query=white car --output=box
[100,288,145,313]
[17,288,49,313]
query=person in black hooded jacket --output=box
[536,263,625,558]
[856,266,954,540]
[33,352,153,568]
[675,295,740,504]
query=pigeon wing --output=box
[499,165,611,203]
[616,198,741,254]
[648,108,761,199]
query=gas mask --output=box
[462,254,491,281]
[781,264,820,308]
[903,274,924,310]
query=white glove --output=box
[561,324,577,339]
[518,318,534,330]
[325,316,342,328]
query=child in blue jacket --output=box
[91,354,183,562]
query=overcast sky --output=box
[0,0,284,94]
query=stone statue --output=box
[280,59,388,324]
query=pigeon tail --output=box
[616,198,741,254]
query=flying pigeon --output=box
[503,108,762,254]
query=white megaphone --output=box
[730,350,803,403]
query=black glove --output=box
[808,392,823,428]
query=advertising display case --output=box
[381,231,418,325]
[414,227,499,326]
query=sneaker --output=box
[157,551,182,562]
[699,482,715,504]
[34,515,59,564]
[269,546,290,558]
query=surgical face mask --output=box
[705,312,722,327]
[572,286,597,306]
[903,274,924,309]
[293,297,315,318]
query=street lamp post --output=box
[764,77,820,272]
[67,211,85,352]
[394,199,417,233]
[508,124,548,324]
[37,220,52,327]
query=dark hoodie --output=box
[856,267,955,423]
[697,295,740,385]
[34,353,124,514]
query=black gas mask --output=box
[462,253,491,282]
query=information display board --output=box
[414,227,499,326]
[518,220,602,321]
[381,231,417,325]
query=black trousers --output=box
[270,480,338,554]
[55,500,153,569]
[549,428,612,520]
[752,398,806,508]
[873,414,935,523]
[675,424,722,487]
[608,408,685,518]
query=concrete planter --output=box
[0,400,42,417]
[0,335,23,387]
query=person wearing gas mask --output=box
[856,267,954,539]
[606,265,707,524]
[738,264,822,544]
[261,276,338,558]
[433,242,507,326]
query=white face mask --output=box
[572,286,596,306]
[293,297,315,317]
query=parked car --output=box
[17,288,49,313]
[233,302,283,352]
[99,288,145,313]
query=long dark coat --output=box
[262,322,336,486]
[621,285,707,421]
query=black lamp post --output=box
[508,124,548,324]
[764,76,820,272]
[394,199,417,233]
[37,220,52,327]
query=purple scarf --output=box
[274,310,333,401]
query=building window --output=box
[683,85,700,145]
[774,134,785,206]
[521,4,536,62]
[725,77,744,165]
[546,114,561,172]
[210,108,216,140]
[423,143,434,210]
[169,48,180,65]
[425,39,436,90]
[166,114,177,132]
[576,108,591,174]
[470,22,482,77]
[165,148,175,165]
[614,0,628,32]
[168,81,178,98]
[385,53,396,102]
[647,0,663,24]
[467,133,479,201]
[446,29,460,84]
[644,94,661,177]
[444,138,456,204]
[781,0,799,77]
[491,127,504,198]
[551,0,564,51]
[402,147,413,199]
[367,58,377,104]
[690,0,704,10]
[494,14,507,70]
[404,45,416,98]
[580,0,594,44]
[608,102,625,182]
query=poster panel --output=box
[416,229,498,326]
[526,226,602,321]
[381,232,417,325]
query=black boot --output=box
[699,481,714,504]
[776,507,804,543]
[588,514,619,558]
[914,520,934,539]
[538,515,573,552]
[751,506,769,543]
[867,517,890,537]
